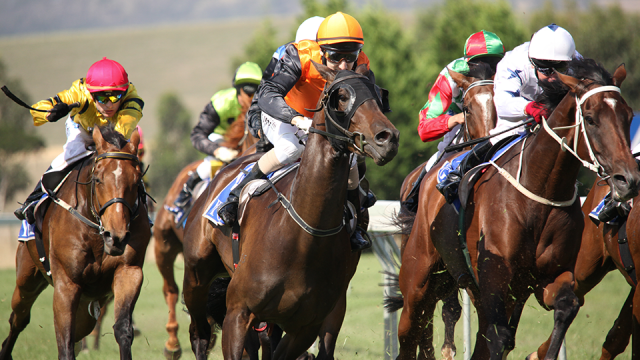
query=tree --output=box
[0,57,45,210]
[148,92,200,198]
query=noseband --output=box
[307,72,380,154]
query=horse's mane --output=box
[221,112,246,149]
[467,62,495,80]
[536,57,614,113]
[98,123,129,150]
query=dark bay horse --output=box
[394,59,639,360]
[394,63,498,360]
[180,62,399,360]
[153,111,257,359]
[0,126,151,360]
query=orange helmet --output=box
[316,12,364,52]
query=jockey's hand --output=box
[447,113,465,130]
[292,116,313,133]
[214,147,239,163]
[47,102,80,122]
[525,101,550,123]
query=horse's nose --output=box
[611,172,640,201]
[103,231,131,256]
[374,128,399,146]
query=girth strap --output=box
[617,223,637,285]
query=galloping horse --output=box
[393,62,498,360]
[394,58,640,360]
[153,110,257,359]
[180,62,399,360]
[0,126,151,360]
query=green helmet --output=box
[464,30,504,60]
[233,62,262,87]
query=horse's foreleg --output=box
[154,232,183,359]
[183,259,217,360]
[599,287,633,360]
[534,271,580,360]
[221,306,254,360]
[316,290,348,360]
[272,324,322,360]
[0,243,48,360]
[111,265,144,360]
[441,291,461,360]
[52,275,83,359]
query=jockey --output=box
[14,57,144,224]
[173,61,263,209]
[247,16,325,146]
[218,12,380,251]
[403,30,504,211]
[437,24,580,202]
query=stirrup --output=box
[350,227,371,252]
[217,197,239,225]
[173,186,192,207]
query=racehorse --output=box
[393,62,498,360]
[180,62,399,360]
[0,126,151,360]
[153,111,257,359]
[393,58,640,360]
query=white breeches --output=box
[261,112,307,165]
[46,117,94,174]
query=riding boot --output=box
[402,167,427,213]
[14,180,45,224]
[174,172,201,208]
[218,165,265,225]
[256,135,273,153]
[598,199,632,223]
[436,140,493,204]
[348,189,371,252]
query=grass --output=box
[0,250,632,359]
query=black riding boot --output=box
[174,172,202,208]
[598,198,632,223]
[436,140,493,204]
[14,180,45,224]
[218,165,265,225]
[348,189,371,252]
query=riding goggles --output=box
[93,91,125,104]
[530,58,569,76]
[323,49,360,64]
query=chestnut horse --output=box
[153,110,257,359]
[0,126,151,360]
[393,63,498,360]
[394,58,640,360]
[179,62,398,360]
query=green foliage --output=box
[530,0,640,108]
[0,57,45,208]
[148,92,199,198]
[231,20,280,78]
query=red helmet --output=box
[86,57,129,93]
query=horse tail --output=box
[382,271,404,312]
[392,204,415,236]
[206,277,231,329]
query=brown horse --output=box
[394,58,639,360]
[179,62,398,360]
[0,126,151,360]
[153,111,257,359]
[393,63,498,360]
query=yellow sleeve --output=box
[114,84,144,139]
[29,79,87,126]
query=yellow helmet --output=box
[316,12,364,52]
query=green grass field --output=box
[0,250,632,359]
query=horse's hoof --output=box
[164,346,182,360]
[441,347,456,360]
[525,351,539,360]
[295,352,315,360]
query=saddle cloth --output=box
[203,162,299,226]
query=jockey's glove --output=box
[214,147,239,163]
[47,102,80,122]
[524,101,550,124]
[292,116,313,133]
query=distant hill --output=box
[1,0,637,36]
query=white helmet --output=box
[295,16,325,43]
[528,24,575,61]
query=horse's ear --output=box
[612,63,626,87]
[93,127,106,151]
[311,60,336,83]
[355,64,369,77]
[127,128,140,155]
[447,68,472,91]
[556,72,581,93]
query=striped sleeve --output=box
[417,73,455,142]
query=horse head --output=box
[448,62,497,141]
[91,126,143,256]
[555,60,640,201]
[311,61,399,165]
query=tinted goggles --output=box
[324,49,360,64]
[93,91,125,104]
[530,58,569,76]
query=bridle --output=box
[460,79,494,142]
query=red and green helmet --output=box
[464,30,505,60]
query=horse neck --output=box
[289,115,351,230]
[522,94,582,199]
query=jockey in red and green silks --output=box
[417,30,504,170]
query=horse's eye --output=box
[584,116,595,126]
[93,176,101,184]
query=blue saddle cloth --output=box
[18,193,48,242]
